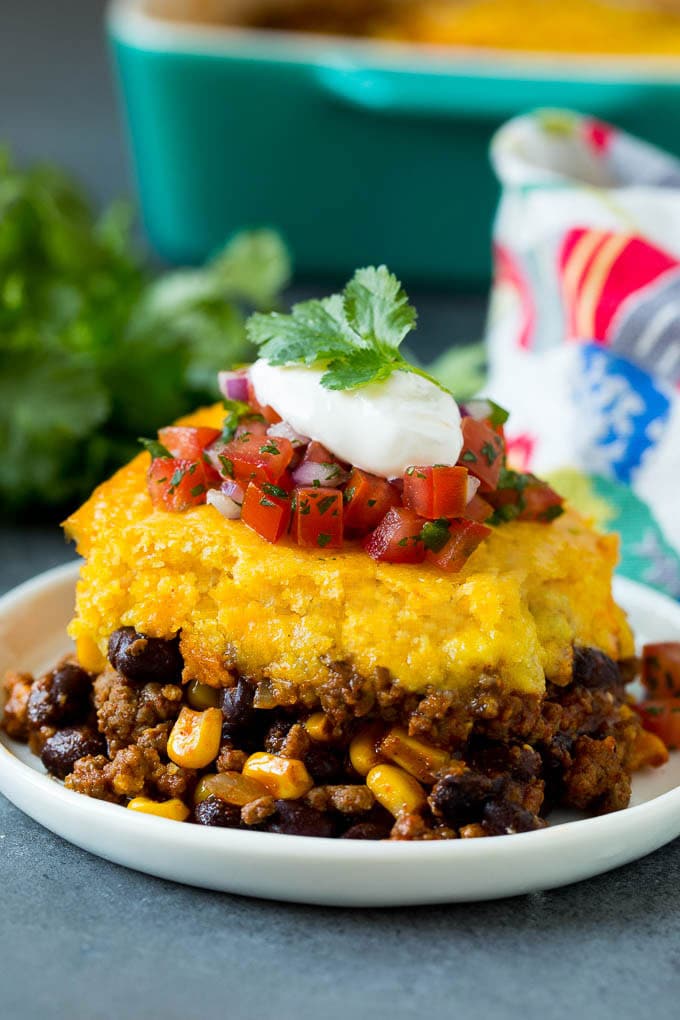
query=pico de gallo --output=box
[637,642,680,750]
[140,372,565,573]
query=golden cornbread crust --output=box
[64,404,633,699]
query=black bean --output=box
[304,746,347,784]
[107,627,183,684]
[27,664,92,728]
[40,727,106,780]
[265,799,335,838]
[429,771,505,828]
[483,800,545,835]
[572,647,621,691]
[468,742,542,784]
[220,678,256,729]
[341,822,388,840]
[193,796,242,828]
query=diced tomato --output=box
[158,426,222,488]
[247,379,281,425]
[208,432,294,485]
[241,481,292,543]
[343,469,400,536]
[403,465,469,519]
[488,474,564,523]
[636,698,680,751]
[147,458,209,512]
[642,643,680,698]
[458,418,505,491]
[293,487,343,549]
[235,420,269,439]
[426,519,491,572]
[158,426,221,460]
[304,441,334,464]
[363,507,426,564]
[465,493,494,523]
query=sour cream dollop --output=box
[249,360,463,478]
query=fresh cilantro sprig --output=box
[247,266,448,393]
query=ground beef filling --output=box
[2,636,651,840]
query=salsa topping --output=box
[139,268,566,572]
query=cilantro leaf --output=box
[138,437,173,459]
[343,265,417,353]
[247,265,446,394]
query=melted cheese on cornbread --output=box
[64,405,633,696]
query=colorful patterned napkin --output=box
[484,109,680,599]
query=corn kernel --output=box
[366,764,426,817]
[186,680,220,711]
[304,712,335,743]
[243,752,313,800]
[167,706,222,769]
[349,722,387,776]
[194,770,268,806]
[127,797,190,821]
[628,728,669,771]
[379,726,450,783]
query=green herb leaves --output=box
[0,144,290,516]
[247,266,444,393]
[139,437,172,460]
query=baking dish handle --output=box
[313,62,657,122]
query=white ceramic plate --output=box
[1,562,679,907]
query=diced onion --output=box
[218,370,249,402]
[464,399,493,422]
[292,460,349,487]
[267,420,309,447]
[221,479,245,503]
[466,475,481,503]
[207,487,242,520]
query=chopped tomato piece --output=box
[304,441,334,464]
[363,507,425,564]
[158,425,222,488]
[458,418,505,491]
[235,420,269,439]
[403,465,469,519]
[487,472,564,523]
[147,458,208,512]
[158,426,221,460]
[293,487,343,549]
[465,493,494,523]
[241,481,292,543]
[426,519,491,572]
[343,469,400,536]
[208,432,294,485]
[636,698,680,751]
[641,643,680,698]
[247,379,281,425]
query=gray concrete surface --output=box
[2,2,680,1018]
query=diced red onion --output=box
[221,479,245,503]
[267,420,309,447]
[218,370,249,403]
[466,475,480,503]
[207,487,242,520]
[292,459,349,488]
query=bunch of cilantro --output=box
[0,149,290,517]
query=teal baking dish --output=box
[108,1,680,285]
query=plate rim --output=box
[0,559,679,867]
